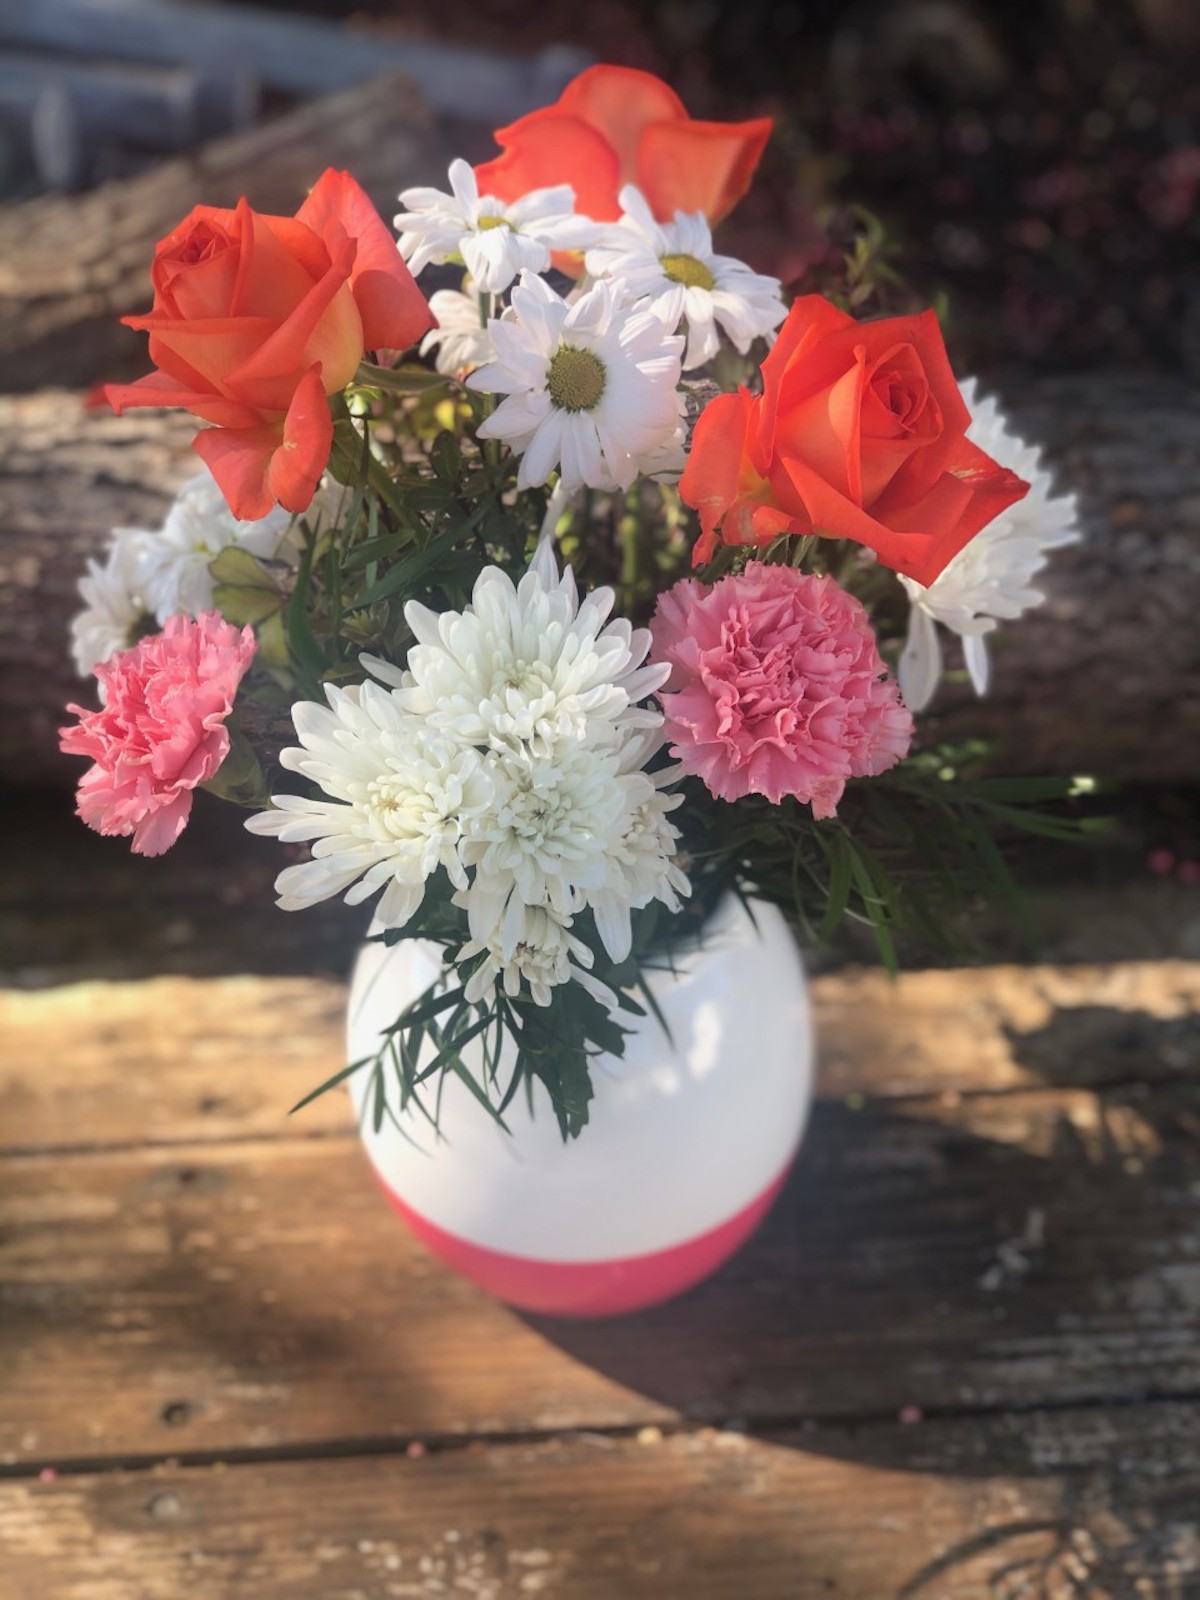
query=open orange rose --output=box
[680,296,1030,586]
[475,64,771,224]
[103,169,432,521]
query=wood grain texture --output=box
[2,1405,1199,1599]
[4,961,1199,1152]
[3,1068,1199,1462]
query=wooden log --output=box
[2,1404,1199,1598]
[0,69,446,393]
[0,368,1195,789]
[2,963,1200,1460]
[0,0,591,122]
[928,369,1200,781]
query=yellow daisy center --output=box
[660,252,715,291]
[547,346,606,413]
[477,215,513,233]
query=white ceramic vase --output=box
[347,892,814,1318]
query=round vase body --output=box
[347,894,813,1318]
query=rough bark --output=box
[0,70,443,391]
[2,370,1196,789]
[929,370,1200,782]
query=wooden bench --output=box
[2,828,1198,1595]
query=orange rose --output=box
[103,169,433,521]
[475,64,771,224]
[680,296,1030,586]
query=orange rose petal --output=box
[679,389,753,551]
[476,113,624,218]
[556,63,686,176]
[192,422,283,521]
[101,369,257,430]
[637,116,773,223]
[230,208,328,323]
[256,212,334,287]
[297,168,433,353]
[125,313,277,393]
[226,236,361,407]
[879,442,1030,586]
[774,455,937,581]
[775,351,867,504]
[267,366,333,513]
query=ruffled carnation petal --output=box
[650,564,912,815]
[59,612,255,857]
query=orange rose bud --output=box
[475,64,771,225]
[102,170,433,522]
[680,296,1030,587]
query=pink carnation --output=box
[649,563,912,817]
[60,611,255,856]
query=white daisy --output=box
[70,526,156,678]
[585,185,787,371]
[394,159,593,295]
[898,379,1081,713]
[459,903,618,1012]
[420,278,492,377]
[467,271,685,494]
[139,470,296,624]
[245,685,492,929]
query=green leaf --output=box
[430,429,463,482]
[355,361,452,394]
[289,1055,374,1115]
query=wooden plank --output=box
[0,977,351,1151]
[1,1404,1199,1598]
[3,962,1198,1153]
[3,1072,1199,1463]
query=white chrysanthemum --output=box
[467,271,685,493]
[585,186,787,371]
[364,540,667,758]
[420,278,492,377]
[138,470,297,624]
[459,903,618,1012]
[462,741,637,935]
[394,159,593,294]
[898,379,1081,713]
[251,547,691,1007]
[70,526,156,678]
[246,683,492,928]
[588,732,691,963]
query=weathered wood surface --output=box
[0,70,443,390]
[3,368,1197,790]
[3,961,1199,1463]
[3,897,1200,1592]
[3,1404,1200,1599]
[5,961,1200,1152]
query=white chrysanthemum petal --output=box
[247,689,492,927]
[69,526,156,680]
[899,379,1081,710]
[420,280,492,378]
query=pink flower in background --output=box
[650,564,912,816]
[60,612,255,856]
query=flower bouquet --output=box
[62,65,1089,1315]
